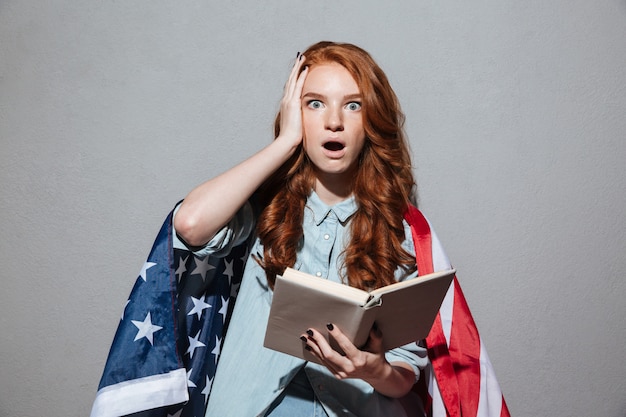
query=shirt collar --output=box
[306,190,358,226]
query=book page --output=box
[264,273,368,363]
[281,268,370,304]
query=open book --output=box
[263,267,455,363]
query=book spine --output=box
[350,306,378,349]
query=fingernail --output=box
[300,336,307,342]
[299,54,304,61]
[306,329,314,337]
[305,345,312,351]
[326,323,334,331]
[296,51,300,58]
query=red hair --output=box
[256,41,416,290]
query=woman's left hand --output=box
[302,323,386,380]
[301,323,415,397]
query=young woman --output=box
[174,41,428,417]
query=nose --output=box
[325,105,344,132]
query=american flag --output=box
[91,206,509,417]
[405,206,511,417]
[90,210,247,417]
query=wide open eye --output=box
[345,102,362,111]
[307,100,324,109]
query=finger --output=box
[283,53,300,85]
[301,330,346,378]
[303,328,350,367]
[304,341,343,377]
[293,64,309,98]
[363,329,383,354]
[284,54,306,99]
[324,323,361,360]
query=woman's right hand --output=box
[276,53,309,147]
[175,53,309,248]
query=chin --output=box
[318,163,358,177]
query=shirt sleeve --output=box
[172,201,255,258]
[385,341,429,383]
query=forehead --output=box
[302,63,360,95]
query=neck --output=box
[313,173,355,205]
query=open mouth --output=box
[323,141,345,151]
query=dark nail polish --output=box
[300,336,307,342]
[326,323,334,331]
[305,345,312,351]
[296,51,300,58]
[306,329,314,337]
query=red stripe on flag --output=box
[406,206,461,417]
[404,205,433,274]
[426,315,461,417]
[448,278,482,417]
[404,206,509,417]
[500,396,511,417]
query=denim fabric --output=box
[265,367,329,417]
[174,192,426,417]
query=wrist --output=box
[274,133,302,154]
[362,357,392,388]
[365,361,414,398]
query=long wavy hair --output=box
[256,41,417,290]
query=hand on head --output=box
[276,53,309,148]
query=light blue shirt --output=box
[174,192,428,417]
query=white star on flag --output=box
[175,255,188,282]
[218,296,229,324]
[187,368,197,388]
[201,374,213,405]
[211,335,222,364]
[188,295,211,320]
[186,329,206,359]
[223,258,234,281]
[131,312,163,345]
[139,261,157,281]
[191,256,215,281]
[240,247,249,264]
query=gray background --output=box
[1,1,625,416]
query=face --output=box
[301,63,366,184]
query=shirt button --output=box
[316,271,322,277]
[318,384,324,391]
[323,234,330,240]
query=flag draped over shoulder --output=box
[91,206,509,417]
[405,206,510,417]
[90,210,247,417]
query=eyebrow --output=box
[302,92,362,101]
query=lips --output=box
[323,141,345,151]
[321,140,347,159]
